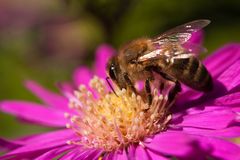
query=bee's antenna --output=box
[106,77,118,97]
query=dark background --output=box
[0,0,240,138]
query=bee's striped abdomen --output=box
[168,56,213,92]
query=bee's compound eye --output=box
[109,64,117,81]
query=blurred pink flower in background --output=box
[0,31,240,159]
[0,0,61,29]
[0,0,104,65]
[38,19,104,62]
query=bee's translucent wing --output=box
[138,48,168,62]
[138,20,210,62]
[138,42,207,63]
[183,42,207,55]
[153,19,210,45]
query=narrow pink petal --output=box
[25,80,69,111]
[135,146,150,160]
[58,148,80,160]
[144,131,193,156]
[74,149,99,160]
[213,91,240,107]
[175,87,203,110]
[0,150,44,160]
[57,81,75,95]
[204,43,240,78]
[89,150,103,160]
[0,138,23,150]
[175,80,230,113]
[94,44,115,78]
[0,130,75,160]
[19,129,75,145]
[104,152,115,160]
[178,110,236,129]
[217,60,240,91]
[35,145,74,160]
[63,148,102,160]
[114,149,128,160]
[183,126,240,138]
[0,101,67,127]
[193,136,240,160]
[72,66,93,87]
[127,145,136,160]
[146,150,168,160]
[184,104,239,115]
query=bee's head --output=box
[107,56,119,82]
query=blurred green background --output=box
[0,0,240,138]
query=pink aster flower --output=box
[1,33,240,159]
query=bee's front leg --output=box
[123,73,137,94]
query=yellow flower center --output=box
[65,76,172,151]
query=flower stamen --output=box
[65,76,172,151]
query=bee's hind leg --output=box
[167,80,181,104]
[159,82,165,93]
[158,72,181,104]
[145,78,152,105]
[152,67,181,104]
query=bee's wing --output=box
[183,42,208,55]
[153,19,210,45]
[138,49,167,62]
[138,20,210,62]
[138,43,206,63]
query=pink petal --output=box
[104,152,115,160]
[72,66,93,87]
[0,130,75,160]
[178,110,236,129]
[144,131,194,156]
[175,87,203,110]
[0,101,67,127]
[25,80,69,111]
[184,104,239,115]
[147,150,169,160]
[35,145,74,160]
[59,148,96,160]
[183,126,240,138]
[58,148,80,160]
[193,136,240,160]
[113,149,128,160]
[74,149,100,160]
[19,129,74,145]
[204,43,240,78]
[57,81,75,95]
[127,145,136,160]
[0,138,23,150]
[94,44,115,78]
[213,91,240,107]
[183,30,204,55]
[188,30,204,45]
[217,60,240,91]
[135,146,151,160]
[88,150,103,160]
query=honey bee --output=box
[107,19,213,104]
